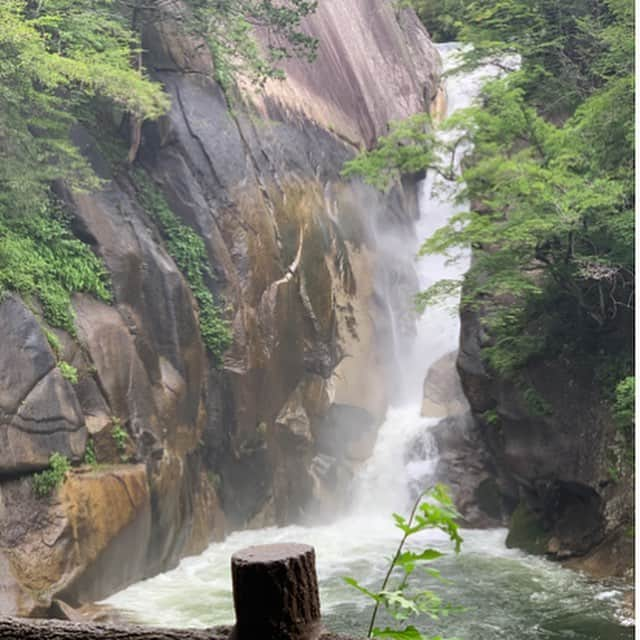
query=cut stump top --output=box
[231,543,314,564]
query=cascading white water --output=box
[104,45,632,639]
[353,43,491,516]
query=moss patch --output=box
[133,169,231,363]
[474,477,503,520]
[506,501,551,555]
[0,200,111,334]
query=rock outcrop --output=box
[0,466,152,615]
[0,297,87,475]
[0,0,440,615]
[456,307,634,577]
[406,351,506,528]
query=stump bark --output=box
[231,543,323,640]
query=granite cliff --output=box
[0,0,441,616]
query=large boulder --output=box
[0,297,86,474]
[457,307,634,573]
[405,351,509,527]
[421,351,470,418]
[0,466,150,615]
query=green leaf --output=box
[396,549,444,574]
[372,625,424,640]
[343,577,381,603]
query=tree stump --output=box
[230,543,323,640]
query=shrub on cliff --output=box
[343,0,634,393]
[614,377,635,438]
[32,453,71,498]
[0,201,112,333]
[133,170,232,364]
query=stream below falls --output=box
[104,44,634,639]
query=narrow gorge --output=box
[0,0,441,616]
[0,0,634,638]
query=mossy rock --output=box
[474,477,503,520]
[506,501,550,555]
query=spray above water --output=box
[352,44,498,518]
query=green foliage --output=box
[32,452,71,498]
[423,68,633,337]
[613,376,634,437]
[184,0,318,90]
[0,0,168,217]
[455,0,632,116]
[208,471,222,492]
[84,438,97,467]
[58,361,78,384]
[604,370,634,472]
[133,170,232,363]
[402,0,467,41]
[342,114,437,191]
[345,485,462,639]
[111,418,128,454]
[482,409,499,426]
[521,385,552,417]
[0,201,112,333]
[43,327,61,356]
[424,0,633,378]
[415,280,461,313]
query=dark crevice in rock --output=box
[7,418,82,434]
[173,84,225,194]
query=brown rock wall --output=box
[0,466,150,615]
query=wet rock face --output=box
[253,0,441,147]
[0,466,150,616]
[421,352,470,419]
[457,308,634,573]
[406,351,508,527]
[0,297,86,474]
[0,1,440,615]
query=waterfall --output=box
[351,43,492,517]
[104,45,631,640]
